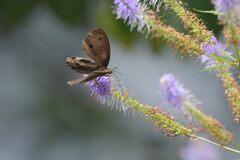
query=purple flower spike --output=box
[212,0,240,23]
[180,141,220,160]
[87,76,111,98]
[212,0,235,13]
[113,0,146,31]
[199,36,225,67]
[160,74,187,108]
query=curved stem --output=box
[233,44,240,69]
[229,23,240,69]
[233,142,240,149]
[195,135,240,154]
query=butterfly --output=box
[66,28,113,85]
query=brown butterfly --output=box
[66,28,113,85]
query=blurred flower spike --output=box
[160,73,189,108]
[213,0,235,14]
[113,0,148,31]
[212,0,240,24]
[180,141,220,160]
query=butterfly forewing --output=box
[66,56,98,74]
[82,28,110,67]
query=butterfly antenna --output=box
[112,67,122,76]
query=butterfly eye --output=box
[89,44,93,48]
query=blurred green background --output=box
[0,0,239,160]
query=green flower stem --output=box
[205,53,238,67]
[233,43,240,69]
[230,24,240,68]
[233,142,240,149]
[212,44,236,61]
[195,136,240,154]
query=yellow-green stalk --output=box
[161,0,211,42]
[145,11,202,56]
[113,90,195,138]
[223,25,240,46]
[217,67,240,122]
[185,102,234,144]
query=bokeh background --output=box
[0,0,239,159]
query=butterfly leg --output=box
[94,77,101,86]
[96,76,101,82]
[67,78,83,86]
[94,77,108,92]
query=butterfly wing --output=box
[65,56,98,74]
[67,67,113,85]
[82,28,110,67]
[66,28,112,85]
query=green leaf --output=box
[191,63,231,74]
[203,63,231,72]
[193,9,218,15]
[207,53,238,67]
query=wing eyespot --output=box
[98,37,102,41]
[89,44,93,48]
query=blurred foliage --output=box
[0,0,37,29]
[95,0,140,48]
[0,0,221,50]
[46,0,87,25]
